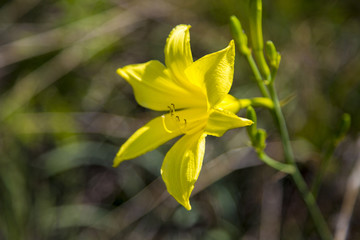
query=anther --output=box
[168,103,176,116]
[162,103,188,134]
[168,106,174,116]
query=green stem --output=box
[268,83,333,240]
[246,53,270,98]
[238,97,274,109]
[257,151,295,174]
[240,12,332,236]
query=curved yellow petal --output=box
[113,115,182,167]
[161,107,208,136]
[205,108,253,137]
[117,60,204,111]
[164,25,193,86]
[184,40,235,107]
[161,131,206,210]
[215,94,242,113]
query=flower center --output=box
[161,103,187,134]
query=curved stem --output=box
[268,83,333,240]
[257,151,295,174]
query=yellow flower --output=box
[114,25,253,210]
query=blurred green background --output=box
[0,0,359,239]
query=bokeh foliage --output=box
[0,0,359,239]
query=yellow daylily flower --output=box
[114,25,253,210]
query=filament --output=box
[161,103,188,134]
[161,115,173,133]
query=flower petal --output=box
[113,115,182,167]
[165,25,193,86]
[215,94,242,113]
[161,131,206,210]
[184,40,235,107]
[205,108,253,137]
[117,60,205,111]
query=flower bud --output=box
[246,106,257,142]
[230,16,251,55]
[249,0,270,79]
[255,128,267,150]
[265,40,281,69]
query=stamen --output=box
[168,103,176,116]
[161,103,188,134]
[168,106,174,116]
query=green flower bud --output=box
[265,40,281,69]
[249,0,264,51]
[246,106,257,142]
[255,128,267,150]
[249,0,270,79]
[230,15,251,55]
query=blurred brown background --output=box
[0,0,359,239]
